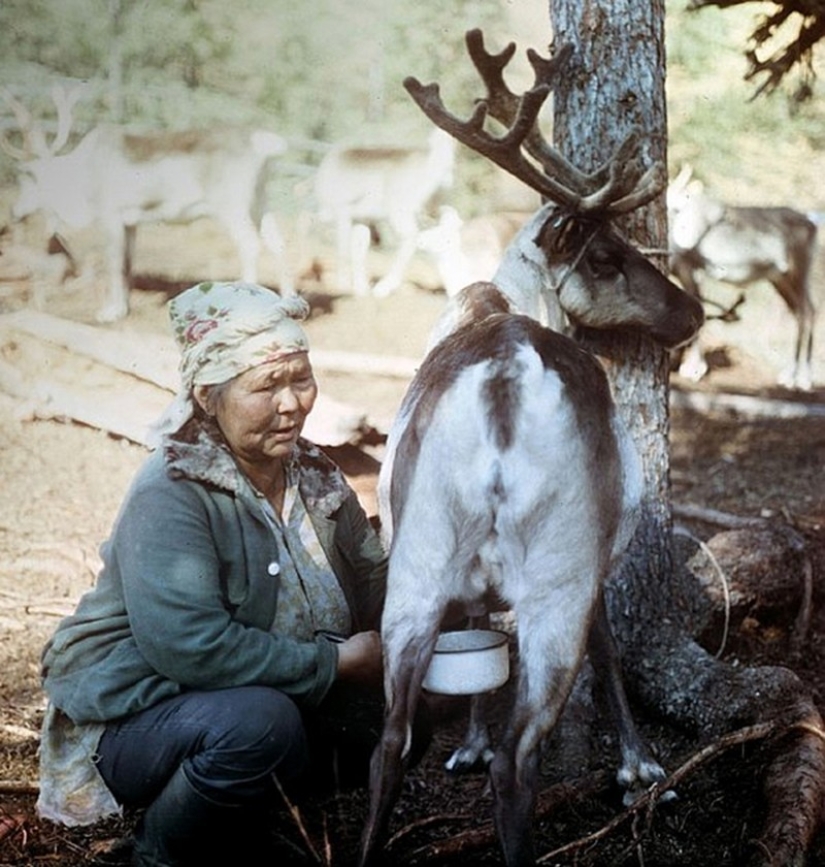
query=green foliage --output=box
[0,1,509,144]
[666,2,825,201]
[0,0,516,200]
[666,4,732,75]
[0,0,109,80]
[1,2,823,208]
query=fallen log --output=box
[0,308,179,389]
[0,780,40,795]
[671,386,825,419]
[0,310,383,447]
[0,309,419,384]
[0,356,168,445]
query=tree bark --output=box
[550,0,678,673]
[549,2,825,864]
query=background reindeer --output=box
[1,86,294,321]
[360,30,703,867]
[668,166,818,390]
[416,205,526,297]
[313,128,455,297]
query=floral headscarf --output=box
[147,281,311,446]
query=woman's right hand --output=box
[335,630,383,686]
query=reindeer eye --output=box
[589,254,620,279]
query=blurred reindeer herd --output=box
[0,83,821,390]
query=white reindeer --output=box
[360,30,704,867]
[313,128,455,297]
[416,204,526,297]
[1,85,294,322]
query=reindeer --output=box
[360,30,704,867]
[416,205,527,297]
[1,86,294,322]
[313,128,455,297]
[668,166,818,389]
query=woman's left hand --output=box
[335,630,383,687]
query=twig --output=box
[0,780,40,795]
[24,605,76,618]
[674,526,732,658]
[0,599,76,617]
[322,810,331,867]
[673,502,768,529]
[792,556,814,650]
[536,720,784,863]
[0,813,26,844]
[795,721,825,746]
[386,812,472,852]
[272,775,325,865]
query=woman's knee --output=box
[189,686,308,791]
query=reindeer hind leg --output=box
[489,662,577,867]
[489,592,592,867]
[360,616,442,866]
[588,593,668,805]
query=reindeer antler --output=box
[1,87,43,160]
[403,29,663,217]
[46,85,81,155]
[0,84,80,160]
[464,30,588,194]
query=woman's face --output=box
[204,352,318,466]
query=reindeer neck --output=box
[493,207,567,333]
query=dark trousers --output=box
[96,685,308,809]
[95,684,431,866]
[96,686,308,866]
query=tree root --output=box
[391,720,818,865]
[757,712,825,867]
[537,719,813,865]
[619,627,825,867]
[603,506,825,867]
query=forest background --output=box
[1,0,824,228]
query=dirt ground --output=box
[1,220,825,866]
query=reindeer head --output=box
[1,85,81,162]
[1,86,99,230]
[404,29,704,350]
[666,165,725,252]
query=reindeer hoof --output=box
[96,301,129,323]
[777,369,812,391]
[622,785,678,808]
[371,277,398,299]
[677,358,708,382]
[617,758,674,806]
[444,745,495,775]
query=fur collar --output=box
[162,416,351,517]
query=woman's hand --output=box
[335,630,383,686]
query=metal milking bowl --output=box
[422,629,510,695]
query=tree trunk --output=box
[549,2,825,864]
[550,0,674,641]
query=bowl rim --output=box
[433,628,509,655]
